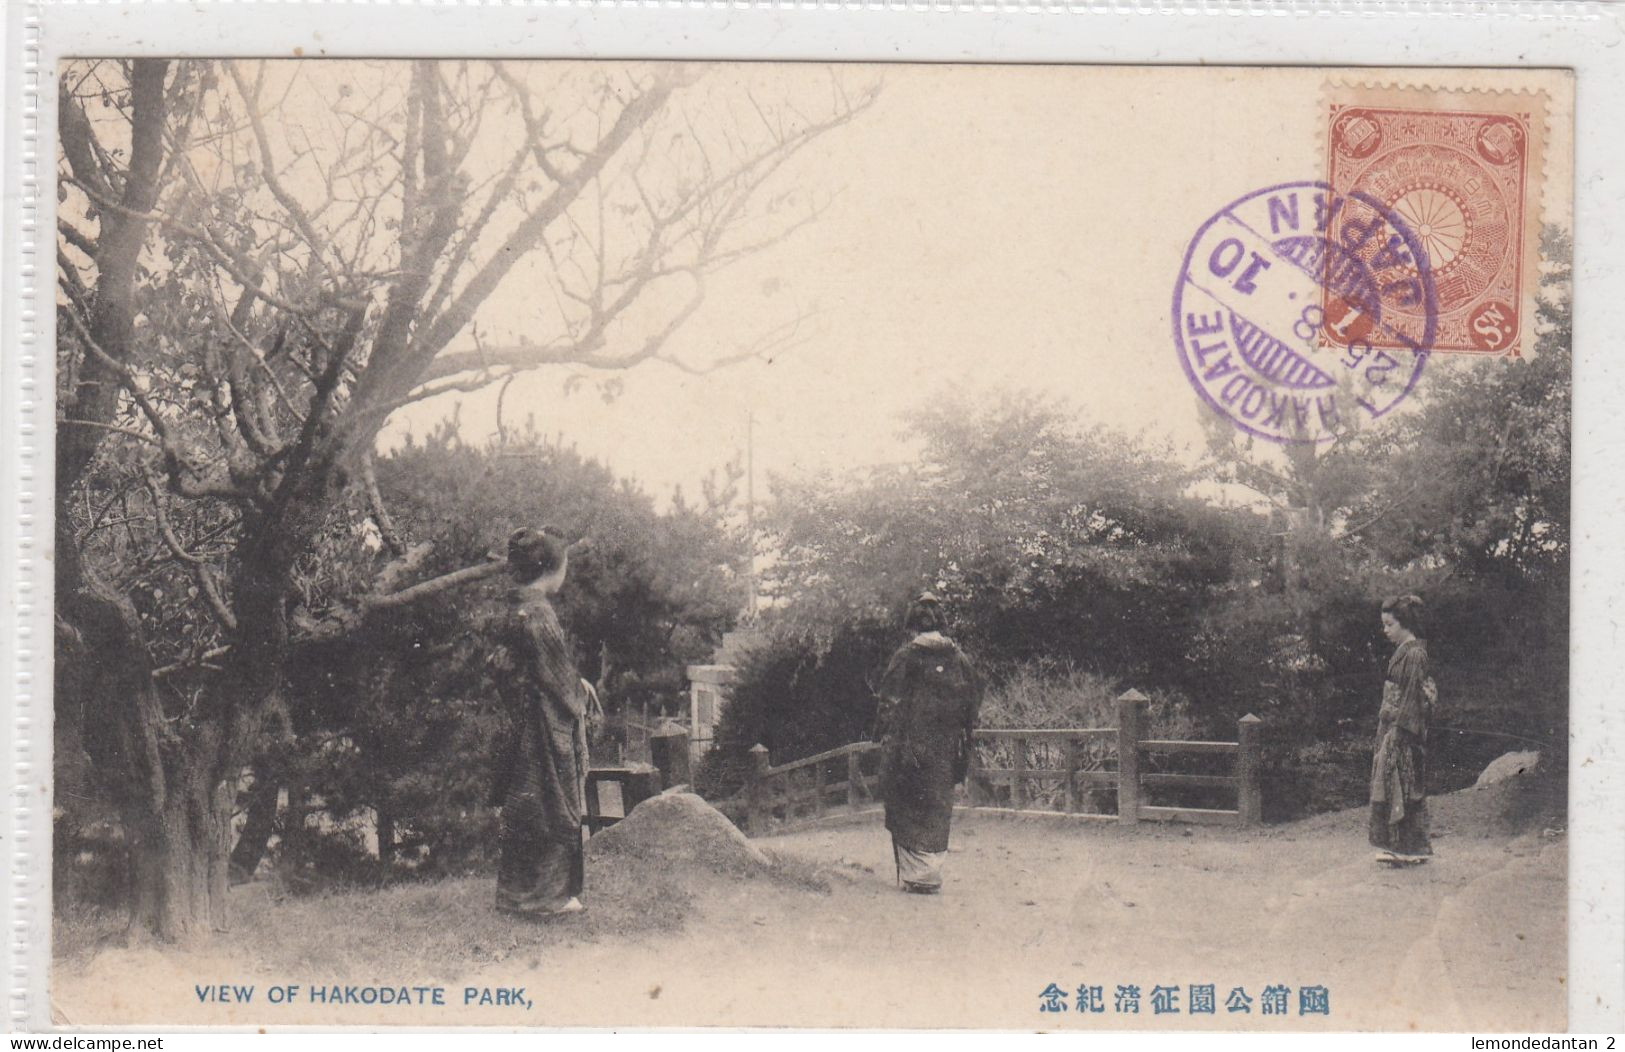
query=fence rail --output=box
[714,690,1263,834]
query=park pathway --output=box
[53,787,1565,1030]
[473,791,1565,1029]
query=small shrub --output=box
[972,662,1197,813]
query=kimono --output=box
[1369,636,1435,856]
[876,631,982,890]
[487,589,591,914]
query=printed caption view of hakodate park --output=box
[50,59,1569,1028]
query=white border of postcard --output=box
[4,0,1622,1035]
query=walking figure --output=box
[876,592,982,894]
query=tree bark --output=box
[376,806,396,865]
[54,57,238,941]
[127,776,234,938]
[56,541,235,939]
[281,783,312,870]
[228,771,282,885]
[56,59,171,491]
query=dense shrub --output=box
[695,621,890,800]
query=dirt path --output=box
[499,806,1562,1030]
[54,790,1566,1030]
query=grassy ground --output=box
[55,839,829,984]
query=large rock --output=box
[1475,750,1541,788]
[587,790,769,874]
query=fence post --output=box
[745,743,771,833]
[1012,735,1028,809]
[847,750,861,809]
[1116,689,1147,825]
[963,734,980,806]
[623,767,661,816]
[1063,737,1080,814]
[1237,713,1263,826]
[650,719,692,790]
[583,773,604,835]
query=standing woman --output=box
[1370,594,1436,865]
[876,593,983,894]
[488,526,600,916]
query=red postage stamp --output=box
[1324,87,1547,357]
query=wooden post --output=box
[965,735,981,806]
[1117,689,1148,825]
[1063,737,1080,814]
[1011,735,1028,809]
[1237,713,1263,826]
[623,767,660,816]
[650,720,692,790]
[584,772,604,834]
[847,750,861,809]
[813,761,827,817]
[746,743,771,834]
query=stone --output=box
[1475,750,1541,788]
[587,791,770,873]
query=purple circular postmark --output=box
[1172,180,1437,445]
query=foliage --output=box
[1178,226,1573,815]
[703,231,1571,821]
[700,396,1250,796]
[694,620,890,800]
[53,57,871,934]
[978,663,1192,738]
[266,423,746,881]
[764,392,1251,673]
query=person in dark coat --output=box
[487,526,600,916]
[1370,593,1436,865]
[876,592,982,894]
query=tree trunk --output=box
[376,806,396,865]
[55,532,256,941]
[126,775,234,939]
[228,770,282,885]
[282,783,312,868]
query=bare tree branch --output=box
[56,59,173,493]
[290,558,508,647]
[58,219,99,259]
[62,304,252,502]
[225,61,335,286]
[359,453,407,558]
[60,418,163,447]
[404,76,676,366]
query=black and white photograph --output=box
[5,24,1613,1033]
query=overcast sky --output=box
[382,64,1572,505]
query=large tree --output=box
[763,392,1242,671]
[53,58,873,938]
[224,424,747,884]
[1180,228,1573,801]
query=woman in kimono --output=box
[488,526,600,916]
[876,593,982,894]
[1370,593,1436,865]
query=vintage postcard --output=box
[8,15,1616,1033]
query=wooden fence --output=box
[608,703,658,765]
[713,740,886,832]
[718,690,1262,834]
[583,720,694,834]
